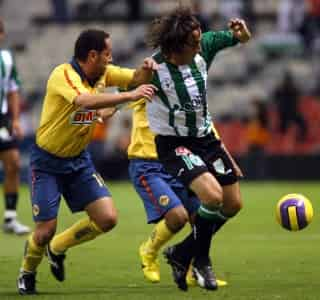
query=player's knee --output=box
[165,207,189,232]
[224,196,243,217]
[34,227,56,246]
[4,158,20,176]
[96,211,118,232]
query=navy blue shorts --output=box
[29,144,110,222]
[129,159,200,223]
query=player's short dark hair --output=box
[74,29,110,61]
[146,6,200,56]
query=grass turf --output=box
[0,181,319,299]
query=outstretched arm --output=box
[228,18,251,43]
[74,84,156,110]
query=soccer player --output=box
[17,29,157,295]
[145,7,250,290]
[127,99,228,288]
[0,19,30,235]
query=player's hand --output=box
[228,18,251,43]
[142,57,159,71]
[12,119,24,140]
[131,84,157,102]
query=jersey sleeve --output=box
[47,66,89,104]
[201,31,239,67]
[105,64,135,89]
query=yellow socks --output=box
[50,218,103,254]
[21,233,45,273]
[144,219,174,253]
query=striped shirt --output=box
[0,49,21,115]
[146,30,238,137]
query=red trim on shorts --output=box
[139,175,163,215]
[64,69,81,95]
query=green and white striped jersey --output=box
[146,30,238,137]
[0,49,21,115]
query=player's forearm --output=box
[7,91,21,121]
[75,91,135,109]
[129,68,153,87]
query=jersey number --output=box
[92,173,105,187]
[181,154,205,170]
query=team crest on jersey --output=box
[159,195,170,206]
[32,204,40,216]
[70,110,97,125]
[175,146,191,156]
[95,82,106,92]
[162,78,174,91]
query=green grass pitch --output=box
[0,181,319,299]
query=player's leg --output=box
[18,219,57,295]
[129,160,189,283]
[216,182,242,234]
[17,167,61,295]
[0,148,30,234]
[47,168,113,281]
[166,172,223,290]
[189,141,242,290]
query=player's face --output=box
[92,38,113,79]
[184,28,202,56]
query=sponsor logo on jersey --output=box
[162,78,174,91]
[70,110,97,125]
[95,82,106,92]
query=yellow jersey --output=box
[36,60,134,157]
[127,99,220,160]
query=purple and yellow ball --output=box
[276,193,313,231]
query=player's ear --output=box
[88,49,98,62]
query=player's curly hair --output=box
[146,6,200,56]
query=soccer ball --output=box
[276,193,313,231]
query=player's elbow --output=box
[74,94,95,109]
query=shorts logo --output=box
[70,110,97,125]
[213,158,232,175]
[175,146,191,156]
[159,195,170,206]
[32,204,40,216]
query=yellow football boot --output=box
[186,264,197,287]
[139,243,160,283]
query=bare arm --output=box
[8,90,23,139]
[74,84,156,110]
[228,18,251,43]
